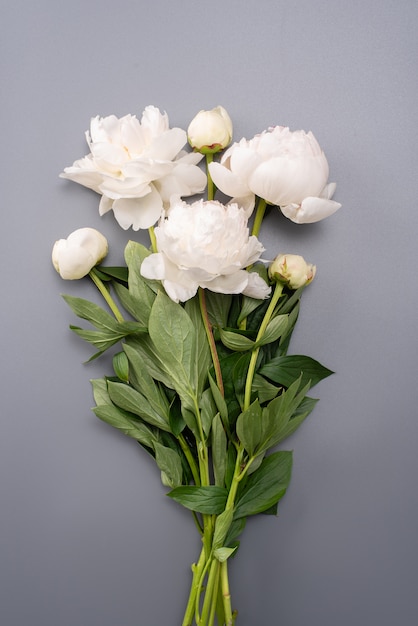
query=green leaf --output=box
[213,508,234,549]
[237,294,266,326]
[96,265,129,282]
[184,296,211,395]
[208,373,229,428]
[254,378,312,452]
[236,400,263,457]
[63,295,120,331]
[199,388,217,438]
[214,546,237,562]
[167,485,228,514]
[92,404,156,448]
[205,291,232,328]
[219,328,255,352]
[124,241,158,324]
[125,335,174,390]
[212,414,227,487]
[107,380,172,432]
[260,355,333,389]
[256,315,288,347]
[154,442,183,488]
[252,374,282,403]
[91,378,113,406]
[123,343,170,423]
[148,292,197,408]
[234,451,293,519]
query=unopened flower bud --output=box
[187,106,233,154]
[269,254,316,289]
[52,227,108,279]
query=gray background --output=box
[1,1,417,625]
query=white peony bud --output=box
[52,227,108,280]
[269,254,316,289]
[187,106,233,154]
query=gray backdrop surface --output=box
[1,1,417,625]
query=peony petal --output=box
[227,195,255,217]
[242,272,271,299]
[156,163,207,202]
[112,187,163,230]
[163,279,198,303]
[60,156,103,193]
[140,253,166,280]
[143,128,187,161]
[204,270,250,295]
[281,197,341,224]
[209,161,251,198]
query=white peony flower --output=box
[209,126,341,223]
[187,106,233,153]
[52,227,108,280]
[269,253,316,289]
[140,198,271,302]
[60,106,207,231]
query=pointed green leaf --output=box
[96,265,129,282]
[236,400,263,457]
[252,374,282,403]
[234,451,293,519]
[123,343,170,422]
[255,315,288,347]
[260,355,333,389]
[219,328,255,352]
[213,508,234,549]
[212,414,227,487]
[148,292,197,407]
[205,291,232,328]
[154,442,183,488]
[167,485,228,514]
[214,546,237,562]
[63,295,119,331]
[184,296,211,395]
[107,380,171,432]
[93,404,156,448]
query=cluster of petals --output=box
[208,126,341,223]
[60,106,207,230]
[140,198,271,303]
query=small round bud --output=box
[187,106,233,154]
[269,254,316,289]
[52,227,108,280]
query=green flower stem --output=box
[220,561,234,626]
[244,281,284,410]
[148,226,158,253]
[182,546,207,626]
[208,563,221,626]
[206,153,215,201]
[199,558,220,625]
[198,288,224,397]
[88,268,124,323]
[251,197,267,238]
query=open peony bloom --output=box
[269,253,316,289]
[187,106,233,154]
[60,106,207,231]
[209,126,341,223]
[52,227,108,280]
[140,198,271,302]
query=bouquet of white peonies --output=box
[53,105,340,625]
